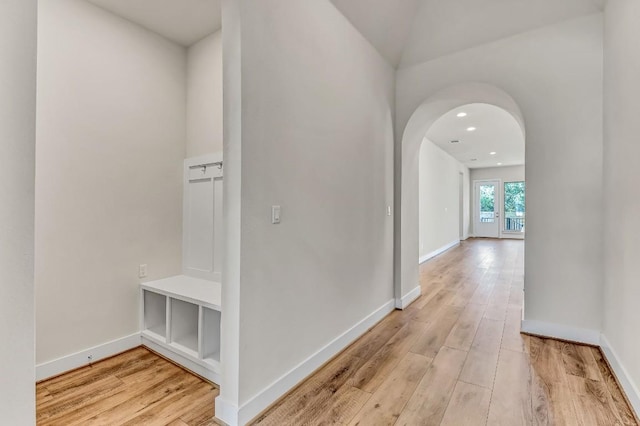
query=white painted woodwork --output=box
[141,275,222,383]
[142,154,224,383]
[183,153,224,281]
[474,180,501,238]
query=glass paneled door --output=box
[475,180,500,238]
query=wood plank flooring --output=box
[36,347,219,425]
[37,239,638,425]
[252,239,638,426]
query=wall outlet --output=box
[139,264,148,278]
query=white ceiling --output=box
[331,0,604,68]
[84,0,602,63]
[87,0,221,46]
[426,103,524,169]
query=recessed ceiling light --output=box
[489,151,497,155]
[497,162,503,166]
[466,127,476,132]
[457,112,467,118]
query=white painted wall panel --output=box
[36,0,185,364]
[0,0,37,422]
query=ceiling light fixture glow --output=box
[466,126,476,132]
[489,152,497,155]
[457,112,467,118]
[497,162,503,166]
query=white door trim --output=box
[473,179,501,238]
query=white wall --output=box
[0,0,37,422]
[603,0,640,410]
[397,14,603,333]
[418,138,469,259]
[471,165,524,182]
[36,0,186,364]
[471,165,525,238]
[187,30,223,157]
[219,0,395,423]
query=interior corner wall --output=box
[0,0,36,422]
[187,30,223,158]
[397,13,604,333]
[418,138,470,260]
[220,0,395,420]
[35,0,186,364]
[603,0,640,406]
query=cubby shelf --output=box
[141,275,221,384]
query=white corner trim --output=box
[216,299,396,426]
[520,319,600,346]
[36,333,141,381]
[214,397,238,426]
[395,285,421,309]
[600,334,640,417]
[419,240,460,265]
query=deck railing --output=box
[504,214,525,232]
[479,212,525,232]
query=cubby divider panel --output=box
[202,307,221,362]
[143,290,167,340]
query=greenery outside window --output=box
[504,181,525,232]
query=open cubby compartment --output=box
[200,307,221,363]
[169,298,199,356]
[143,290,167,340]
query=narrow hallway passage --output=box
[254,239,637,425]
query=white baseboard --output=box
[141,337,220,384]
[395,285,421,309]
[600,334,640,418]
[36,333,141,381]
[419,240,460,265]
[520,320,600,345]
[216,299,396,426]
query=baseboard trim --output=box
[36,333,141,381]
[600,334,640,419]
[395,285,421,309]
[520,320,600,346]
[419,240,460,265]
[216,298,396,426]
[141,337,220,384]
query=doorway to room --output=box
[474,179,501,238]
[398,82,527,310]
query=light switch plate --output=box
[272,205,281,224]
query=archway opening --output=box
[395,83,526,308]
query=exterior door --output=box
[475,180,500,238]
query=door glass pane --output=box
[504,181,525,232]
[479,184,495,223]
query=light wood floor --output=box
[36,347,219,425]
[37,239,638,425]
[252,239,637,425]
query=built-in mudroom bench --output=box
[141,275,221,383]
[141,153,223,384]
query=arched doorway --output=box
[395,82,526,308]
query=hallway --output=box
[34,239,638,425]
[254,239,637,425]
